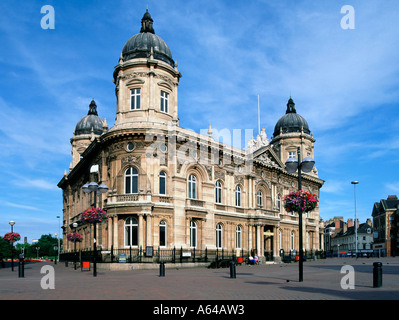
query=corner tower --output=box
[112,10,181,131]
[70,99,107,168]
[270,97,317,176]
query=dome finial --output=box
[141,9,155,34]
[286,96,296,114]
[88,99,98,116]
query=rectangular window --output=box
[160,91,169,113]
[288,151,296,159]
[131,89,141,110]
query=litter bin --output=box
[373,262,382,288]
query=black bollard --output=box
[18,259,24,278]
[159,261,165,277]
[65,260,68,267]
[229,260,236,279]
[373,262,382,288]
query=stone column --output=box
[108,215,113,250]
[138,214,144,249]
[113,215,118,249]
[146,214,152,248]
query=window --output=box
[291,231,295,251]
[216,223,223,249]
[159,220,167,247]
[276,194,281,211]
[215,181,222,204]
[125,217,138,247]
[130,88,141,110]
[160,91,169,113]
[288,151,296,159]
[257,190,263,208]
[236,225,242,249]
[190,220,197,248]
[125,167,139,194]
[159,171,166,195]
[188,174,197,199]
[235,185,241,207]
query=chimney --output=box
[347,218,353,228]
[387,195,398,200]
[366,218,372,226]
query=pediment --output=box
[252,145,284,169]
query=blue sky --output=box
[1,0,399,243]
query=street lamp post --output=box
[285,146,315,282]
[72,222,78,270]
[9,221,15,271]
[351,181,359,258]
[82,181,108,277]
[56,216,61,262]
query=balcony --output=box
[107,193,171,206]
[186,198,205,208]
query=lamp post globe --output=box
[301,157,315,173]
[98,184,109,194]
[285,157,298,174]
[88,181,99,192]
[82,183,90,193]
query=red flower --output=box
[3,232,21,242]
[284,190,318,213]
[81,207,108,224]
[67,232,83,242]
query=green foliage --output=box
[0,234,63,259]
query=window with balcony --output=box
[235,185,241,207]
[215,180,222,204]
[159,171,166,195]
[257,190,263,208]
[125,167,139,194]
[188,174,197,199]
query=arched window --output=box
[159,171,166,195]
[125,167,138,194]
[190,220,197,248]
[215,180,222,204]
[125,217,138,247]
[159,220,167,247]
[216,223,223,249]
[257,190,263,208]
[235,185,241,207]
[236,225,242,249]
[188,174,197,199]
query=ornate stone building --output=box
[58,10,324,261]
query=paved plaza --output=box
[1,257,398,301]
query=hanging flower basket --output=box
[81,207,107,224]
[284,190,318,213]
[67,232,83,242]
[3,232,21,243]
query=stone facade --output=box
[58,10,324,261]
